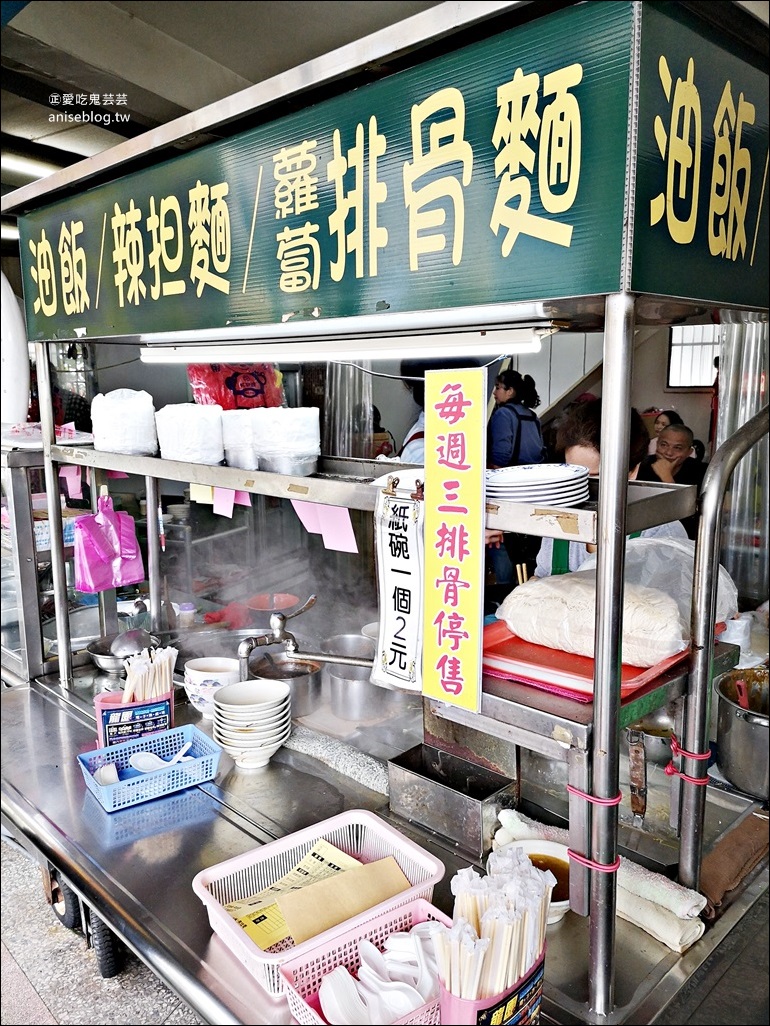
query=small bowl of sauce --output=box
[506,839,572,924]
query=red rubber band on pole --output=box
[566,784,623,806]
[664,761,710,785]
[567,849,621,873]
[670,734,711,761]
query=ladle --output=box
[735,679,750,710]
[110,627,156,658]
[129,741,193,773]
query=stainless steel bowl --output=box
[258,454,317,476]
[87,633,162,675]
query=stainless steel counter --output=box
[1,674,767,1025]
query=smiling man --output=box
[637,424,707,538]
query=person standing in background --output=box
[709,356,720,457]
[398,357,475,463]
[647,409,684,455]
[487,369,547,469]
[487,369,547,589]
[534,400,687,578]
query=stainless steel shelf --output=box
[429,642,739,760]
[52,447,696,543]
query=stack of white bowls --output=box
[212,680,292,768]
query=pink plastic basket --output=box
[280,897,451,1025]
[191,810,445,996]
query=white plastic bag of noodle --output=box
[578,537,739,626]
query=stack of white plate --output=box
[212,680,292,769]
[485,463,590,505]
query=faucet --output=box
[237,595,316,680]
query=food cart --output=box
[1,2,767,1022]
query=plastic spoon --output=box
[357,963,424,1021]
[358,939,391,980]
[129,741,193,773]
[319,965,371,1025]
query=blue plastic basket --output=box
[77,725,221,813]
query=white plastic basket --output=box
[191,809,445,996]
[280,897,451,1025]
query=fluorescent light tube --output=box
[139,329,549,364]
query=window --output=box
[667,324,722,388]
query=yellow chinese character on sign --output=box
[28,228,57,316]
[650,56,702,244]
[111,199,146,307]
[539,63,583,214]
[276,222,321,291]
[328,117,388,280]
[273,141,320,218]
[403,87,473,271]
[58,219,89,315]
[491,65,579,254]
[189,180,231,296]
[708,81,755,261]
[146,195,186,298]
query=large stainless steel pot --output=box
[714,666,769,800]
[250,652,322,717]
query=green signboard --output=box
[17,2,633,342]
[633,3,769,309]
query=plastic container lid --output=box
[179,602,196,611]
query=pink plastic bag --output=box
[73,495,145,593]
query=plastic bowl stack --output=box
[212,679,292,769]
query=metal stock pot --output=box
[714,666,769,800]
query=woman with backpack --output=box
[488,369,547,468]
[486,369,547,596]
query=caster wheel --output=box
[90,913,125,978]
[51,871,81,931]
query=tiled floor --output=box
[0,839,204,1026]
[2,835,767,1025]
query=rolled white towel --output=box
[617,859,706,919]
[496,809,706,919]
[616,888,705,953]
[497,809,568,845]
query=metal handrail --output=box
[679,404,769,889]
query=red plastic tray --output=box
[482,619,690,702]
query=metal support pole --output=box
[35,344,72,688]
[145,477,162,633]
[588,292,636,1016]
[678,403,769,889]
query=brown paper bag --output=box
[276,856,410,944]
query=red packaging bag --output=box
[187,363,284,409]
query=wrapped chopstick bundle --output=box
[438,851,556,1000]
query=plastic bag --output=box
[91,389,157,455]
[497,573,687,667]
[155,404,224,464]
[578,537,739,626]
[187,363,284,409]
[73,495,145,593]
